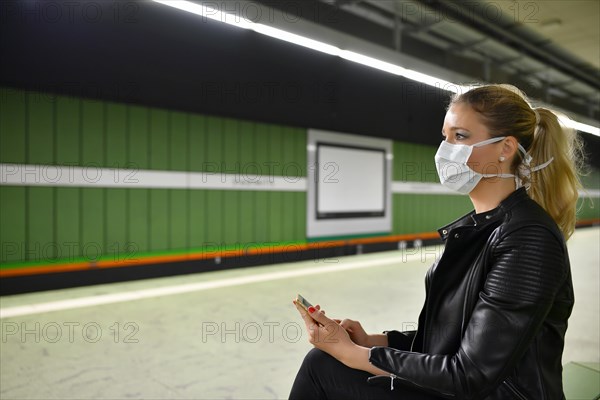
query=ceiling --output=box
[302,0,600,124]
[483,0,599,69]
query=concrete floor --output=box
[1,227,598,399]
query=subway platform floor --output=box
[1,227,598,399]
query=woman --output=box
[290,84,584,399]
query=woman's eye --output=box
[456,133,468,140]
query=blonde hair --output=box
[451,84,585,240]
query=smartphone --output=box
[295,293,314,313]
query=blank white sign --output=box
[317,144,385,216]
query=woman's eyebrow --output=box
[448,126,471,132]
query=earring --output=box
[499,156,506,162]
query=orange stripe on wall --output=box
[0,231,443,278]
[2,220,598,279]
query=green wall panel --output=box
[28,187,55,262]
[150,110,168,170]
[254,122,270,180]
[268,192,284,242]
[189,190,206,248]
[254,191,269,243]
[128,189,149,255]
[105,188,127,260]
[295,192,307,242]
[55,96,80,166]
[0,88,26,164]
[55,187,81,260]
[222,118,240,175]
[149,189,169,252]
[81,99,104,167]
[28,92,55,165]
[269,124,284,176]
[239,120,255,180]
[578,197,600,221]
[205,190,224,245]
[393,141,438,183]
[223,190,240,246]
[280,191,296,242]
[189,114,207,172]
[392,194,473,235]
[238,191,255,244]
[106,102,127,168]
[169,190,188,251]
[128,105,149,170]
[205,116,222,174]
[170,111,188,171]
[81,188,104,262]
[0,187,26,263]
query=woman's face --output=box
[442,102,503,175]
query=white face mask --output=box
[434,136,553,194]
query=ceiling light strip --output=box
[151,0,599,137]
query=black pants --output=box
[288,348,437,400]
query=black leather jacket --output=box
[368,188,574,399]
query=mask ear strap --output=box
[517,143,532,165]
[531,157,554,171]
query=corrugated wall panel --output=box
[149,189,169,252]
[150,110,168,170]
[223,190,240,246]
[205,190,224,245]
[81,188,104,261]
[269,191,284,242]
[205,116,222,174]
[128,105,149,170]
[189,190,207,249]
[28,93,55,165]
[393,141,438,183]
[55,96,80,166]
[106,103,127,168]
[105,188,128,258]
[128,189,149,255]
[55,187,81,259]
[28,187,54,262]
[393,194,473,235]
[170,190,188,251]
[0,187,26,263]
[81,99,104,167]
[254,191,270,243]
[239,191,255,245]
[0,88,26,164]
[189,114,207,172]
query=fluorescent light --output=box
[151,0,600,137]
[151,0,253,29]
[252,24,341,56]
[561,118,600,136]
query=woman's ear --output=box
[501,136,518,162]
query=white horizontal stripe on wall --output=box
[1,163,599,197]
[391,181,458,195]
[0,163,307,192]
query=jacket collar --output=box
[437,187,528,240]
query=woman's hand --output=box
[293,300,357,364]
[332,318,371,347]
[293,300,392,376]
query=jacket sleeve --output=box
[368,225,568,399]
[384,330,417,350]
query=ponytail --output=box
[526,108,584,240]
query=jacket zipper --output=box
[390,374,396,390]
[503,379,530,400]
